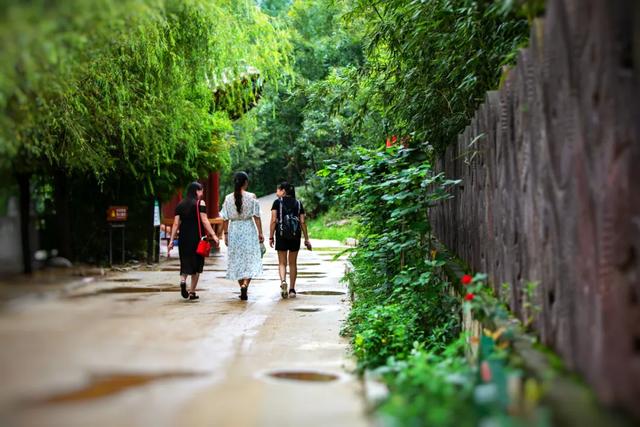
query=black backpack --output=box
[278,199,301,240]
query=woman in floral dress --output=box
[221,172,264,300]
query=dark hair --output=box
[234,171,249,213]
[277,181,296,199]
[185,181,203,201]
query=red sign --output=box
[107,206,128,222]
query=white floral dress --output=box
[220,192,263,280]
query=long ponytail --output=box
[233,171,249,213]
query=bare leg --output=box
[277,251,288,283]
[239,278,249,301]
[189,273,200,293]
[288,251,299,290]
[180,274,188,283]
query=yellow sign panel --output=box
[107,206,128,222]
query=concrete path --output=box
[0,195,369,427]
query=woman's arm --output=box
[198,201,218,243]
[300,213,311,250]
[269,209,277,248]
[251,196,264,243]
[253,215,264,243]
[168,215,181,252]
[199,211,219,243]
[223,220,229,246]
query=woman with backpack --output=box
[269,181,311,299]
[221,172,264,301]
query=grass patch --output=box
[306,208,358,243]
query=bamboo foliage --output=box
[344,0,529,153]
[0,0,291,194]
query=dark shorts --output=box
[179,250,204,275]
[275,235,301,252]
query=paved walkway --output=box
[0,195,369,427]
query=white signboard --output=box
[153,199,161,227]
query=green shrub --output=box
[378,340,476,427]
[346,261,461,371]
[325,145,461,369]
[352,302,423,369]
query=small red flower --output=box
[461,274,472,285]
[481,360,492,382]
[464,293,474,301]
[391,135,398,144]
[386,137,392,148]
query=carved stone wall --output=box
[431,0,640,416]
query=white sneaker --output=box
[280,281,288,299]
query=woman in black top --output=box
[168,182,218,300]
[269,182,311,299]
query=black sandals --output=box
[240,286,248,301]
[188,292,199,300]
[180,281,189,299]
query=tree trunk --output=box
[16,173,32,274]
[53,171,72,260]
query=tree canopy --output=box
[0,0,291,196]
[0,0,532,263]
[228,0,529,198]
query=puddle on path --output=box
[266,370,339,383]
[34,372,200,405]
[107,278,141,283]
[292,306,323,313]
[297,291,346,296]
[67,284,200,298]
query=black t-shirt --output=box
[175,199,207,244]
[271,197,305,223]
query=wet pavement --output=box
[0,195,369,427]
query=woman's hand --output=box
[258,234,264,243]
[224,233,228,247]
[269,237,274,248]
[168,241,174,252]
[304,240,312,251]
